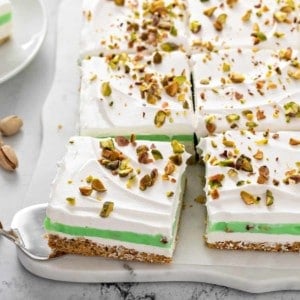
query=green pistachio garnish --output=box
[229,72,245,83]
[100,138,115,150]
[240,191,259,205]
[222,137,235,147]
[218,159,235,167]
[114,0,124,6]
[213,13,227,31]
[101,82,112,97]
[160,42,179,52]
[246,121,258,128]
[86,175,93,183]
[91,178,107,192]
[208,174,225,189]
[288,69,300,80]
[222,62,231,72]
[100,201,114,218]
[154,110,167,127]
[203,6,217,17]
[153,52,162,64]
[227,168,238,178]
[170,26,177,36]
[189,20,201,33]
[274,11,288,22]
[205,115,216,134]
[255,138,268,145]
[242,9,252,22]
[151,149,163,160]
[226,114,240,123]
[266,189,274,206]
[126,174,136,189]
[165,81,179,97]
[166,191,174,197]
[79,186,93,196]
[169,154,182,166]
[171,140,185,154]
[236,154,253,172]
[66,197,76,205]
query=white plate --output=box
[0,0,47,84]
[20,0,300,293]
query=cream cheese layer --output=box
[192,48,300,138]
[80,0,189,58]
[80,51,194,141]
[198,131,300,228]
[46,136,189,254]
[0,0,12,40]
[188,0,300,52]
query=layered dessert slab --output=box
[192,48,300,139]
[80,0,189,58]
[80,51,195,147]
[188,0,300,53]
[45,136,190,263]
[0,0,12,45]
[198,130,300,251]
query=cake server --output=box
[0,203,56,261]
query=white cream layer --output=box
[0,0,12,40]
[80,0,189,58]
[192,48,300,138]
[188,0,300,52]
[46,136,189,255]
[80,52,194,138]
[198,131,300,225]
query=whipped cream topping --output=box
[192,48,300,138]
[80,0,189,58]
[46,136,189,253]
[188,0,300,52]
[0,0,12,41]
[80,51,194,139]
[198,130,300,225]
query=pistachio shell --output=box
[0,115,23,136]
[0,145,18,171]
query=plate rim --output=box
[0,0,48,84]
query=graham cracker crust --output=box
[206,240,300,252]
[47,234,172,263]
[0,36,10,46]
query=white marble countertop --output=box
[0,1,299,299]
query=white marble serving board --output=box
[20,0,300,293]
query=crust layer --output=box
[206,240,300,252]
[47,234,172,264]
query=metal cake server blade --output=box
[0,204,58,261]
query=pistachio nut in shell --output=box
[0,145,18,171]
[0,115,23,136]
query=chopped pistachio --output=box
[101,82,112,97]
[203,6,217,17]
[222,62,231,72]
[170,26,177,36]
[289,138,300,146]
[91,178,107,192]
[166,191,174,197]
[169,154,182,166]
[154,110,167,127]
[211,140,217,148]
[66,197,76,205]
[100,138,115,150]
[205,115,216,134]
[236,155,253,172]
[189,20,201,33]
[246,121,258,128]
[208,173,225,189]
[160,42,179,52]
[118,168,133,177]
[194,195,206,204]
[255,138,268,145]
[253,149,264,160]
[227,168,238,178]
[126,174,136,189]
[164,161,176,176]
[114,0,124,5]
[79,186,93,196]
[242,9,252,22]
[213,14,227,31]
[226,114,240,123]
[240,191,258,205]
[153,52,162,64]
[151,149,163,160]
[266,189,274,206]
[288,69,300,80]
[86,175,93,183]
[253,31,267,42]
[229,72,245,83]
[165,81,179,97]
[171,140,185,154]
[100,201,114,217]
[218,159,235,167]
[274,11,288,22]
[222,137,235,147]
[200,78,210,85]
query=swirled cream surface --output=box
[80,0,189,58]
[198,131,300,244]
[80,51,194,142]
[192,48,300,138]
[46,136,189,256]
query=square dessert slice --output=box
[192,48,300,139]
[80,0,189,58]
[45,135,190,263]
[0,0,12,45]
[187,0,300,53]
[80,51,195,148]
[198,130,300,251]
